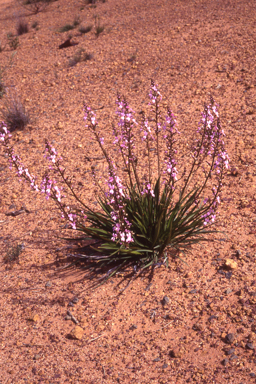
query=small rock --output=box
[225,333,235,344]
[153,357,160,362]
[72,297,79,304]
[225,288,232,295]
[192,323,203,331]
[68,302,74,307]
[162,363,168,369]
[130,324,137,330]
[65,315,72,320]
[27,313,40,322]
[236,250,242,257]
[222,358,229,366]
[169,347,183,358]
[246,343,254,350]
[225,259,238,270]
[189,289,198,294]
[230,167,239,176]
[230,355,238,361]
[225,271,232,280]
[226,348,235,355]
[45,281,52,288]
[162,296,170,305]
[33,354,41,360]
[250,373,256,378]
[69,326,84,340]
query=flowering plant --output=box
[0,81,229,283]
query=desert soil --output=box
[0,0,256,383]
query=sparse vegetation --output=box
[0,52,17,99]
[16,18,29,35]
[0,68,5,98]
[17,0,57,14]
[58,23,75,33]
[94,15,104,37]
[2,91,29,132]
[68,49,93,67]
[73,16,80,27]
[7,33,19,50]
[79,24,93,34]
[3,243,24,265]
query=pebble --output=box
[69,326,84,340]
[246,342,254,350]
[250,373,256,378]
[68,302,74,307]
[153,357,160,362]
[222,358,229,366]
[226,348,235,355]
[45,281,52,288]
[130,324,137,330]
[162,296,170,305]
[225,288,232,295]
[169,347,183,358]
[72,297,79,304]
[225,333,235,344]
[230,355,238,361]
[189,289,198,294]
[26,313,40,322]
[225,259,238,270]
[65,315,72,320]
[162,363,168,369]
[33,354,41,360]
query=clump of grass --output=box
[16,18,29,35]
[58,23,75,33]
[94,15,104,37]
[0,52,16,99]
[73,15,80,27]
[17,0,57,14]
[3,243,24,265]
[2,91,29,132]
[7,33,19,50]
[0,69,5,98]
[68,49,93,67]
[79,24,92,34]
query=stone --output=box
[162,296,170,305]
[169,347,183,358]
[26,313,40,322]
[45,281,52,288]
[225,333,235,344]
[72,297,79,304]
[225,288,232,295]
[69,326,84,340]
[189,289,198,294]
[225,259,238,270]
[230,355,238,361]
[222,358,229,366]
[246,343,254,350]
